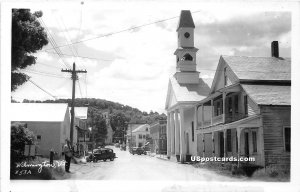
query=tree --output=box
[87,108,107,144]
[11,9,48,91]
[11,123,35,165]
[110,112,129,142]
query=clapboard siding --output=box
[248,97,259,115]
[261,106,291,167]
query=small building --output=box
[71,107,88,155]
[195,41,291,169]
[11,103,71,158]
[126,124,150,148]
[165,10,211,162]
[149,120,167,154]
[103,112,114,145]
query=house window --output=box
[234,95,239,114]
[139,134,142,139]
[216,101,223,116]
[252,131,257,153]
[37,135,41,141]
[244,95,248,116]
[228,97,233,114]
[226,130,232,152]
[284,127,291,152]
[191,122,194,142]
[143,135,145,139]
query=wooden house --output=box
[195,41,291,169]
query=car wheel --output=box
[93,158,97,162]
[103,159,107,162]
[110,158,114,161]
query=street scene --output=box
[6,1,292,186]
[68,146,240,181]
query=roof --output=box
[11,103,69,122]
[149,123,160,134]
[169,75,211,103]
[132,124,150,133]
[177,10,195,31]
[222,55,291,81]
[69,107,88,119]
[241,84,291,105]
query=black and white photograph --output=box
[1,0,300,192]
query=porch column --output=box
[201,104,204,127]
[195,106,198,129]
[258,126,265,167]
[237,127,241,167]
[222,91,226,123]
[224,129,227,158]
[211,100,214,126]
[212,131,215,156]
[174,110,180,156]
[167,112,171,157]
[179,108,186,163]
[202,134,205,157]
[170,111,175,154]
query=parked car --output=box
[87,148,117,162]
[130,147,147,155]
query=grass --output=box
[193,161,290,181]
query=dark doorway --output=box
[219,132,224,157]
[245,132,249,157]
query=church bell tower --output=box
[174,10,199,84]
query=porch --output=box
[196,115,264,167]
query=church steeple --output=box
[174,10,199,84]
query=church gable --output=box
[165,80,178,110]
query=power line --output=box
[36,62,62,69]
[43,14,181,51]
[28,79,57,100]
[39,17,71,69]
[77,79,83,98]
[21,69,68,79]
[42,50,113,61]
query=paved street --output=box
[68,146,242,181]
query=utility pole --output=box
[62,62,87,145]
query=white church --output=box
[165,10,211,162]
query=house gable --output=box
[210,56,239,94]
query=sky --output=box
[11,1,291,113]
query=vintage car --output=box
[88,148,117,162]
[130,147,147,155]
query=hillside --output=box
[20,98,166,124]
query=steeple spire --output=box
[177,10,195,31]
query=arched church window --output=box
[181,53,193,61]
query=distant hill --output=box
[20,98,166,125]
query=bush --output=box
[252,165,290,181]
[11,122,36,165]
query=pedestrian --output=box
[63,139,72,173]
[50,148,54,165]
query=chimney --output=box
[271,41,279,58]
